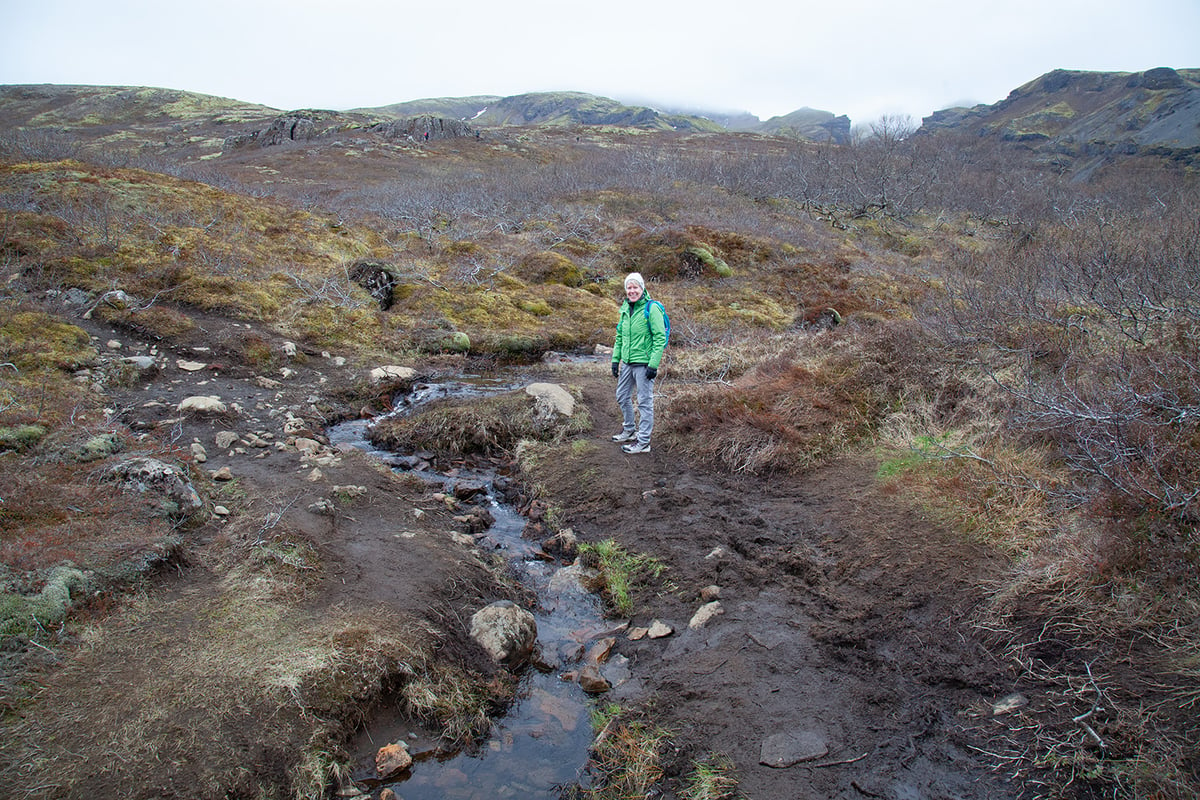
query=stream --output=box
[327,377,625,799]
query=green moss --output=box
[1007,102,1077,138]
[72,432,124,462]
[0,312,96,372]
[0,424,48,452]
[0,566,89,639]
[515,252,586,287]
[516,298,554,317]
[686,245,733,277]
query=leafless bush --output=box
[283,264,367,310]
[933,193,1200,526]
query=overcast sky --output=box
[3,0,1198,126]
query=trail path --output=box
[532,377,1018,798]
[6,308,1018,798]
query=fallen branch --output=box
[812,751,869,768]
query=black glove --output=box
[645,366,657,380]
[612,362,620,378]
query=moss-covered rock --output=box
[0,565,90,639]
[514,252,585,287]
[0,424,48,452]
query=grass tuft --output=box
[578,539,665,617]
[680,753,742,800]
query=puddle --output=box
[328,379,623,798]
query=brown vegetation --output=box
[0,92,1197,799]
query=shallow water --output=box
[328,379,616,798]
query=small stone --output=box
[370,365,416,383]
[453,480,487,501]
[211,466,233,481]
[123,355,158,372]
[106,339,122,350]
[992,693,1029,715]
[190,442,208,463]
[600,653,632,688]
[375,741,412,777]
[647,620,674,639]
[307,468,323,482]
[584,637,616,665]
[179,395,227,414]
[176,359,207,371]
[700,585,722,601]
[524,382,575,416]
[469,601,537,665]
[213,505,230,517]
[294,437,322,454]
[689,601,724,630]
[578,665,611,694]
[628,627,649,640]
[215,431,240,449]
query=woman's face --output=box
[625,282,643,303]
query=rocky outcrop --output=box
[222,110,355,150]
[919,67,1200,165]
[465,92,724,132]
[760,107,851,144]
[370,115,475,141]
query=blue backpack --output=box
[644,298,670,347]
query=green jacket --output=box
[613,296,667,369]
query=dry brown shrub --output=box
[368,388,590,457]
[616,227,732,281]
[0,459,175,571]
[663,321,947,473]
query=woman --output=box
[610,272,667,454]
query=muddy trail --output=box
[527,377,1018,799]
[7,307,1020,799]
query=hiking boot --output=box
[622,441,651,454]
[611,430,637,443]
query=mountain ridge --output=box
[920,66,1200,164]
[2,66,1197,163]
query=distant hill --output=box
[356,91,851,141]
[759,108,852,143]
[359,91,727,134]
[4,69,1197,163]
[920,66,1200,165]
[359,95,503,122]
[0,84,851,147]
[0,83,279,133]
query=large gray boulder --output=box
[105,457,203,518]
[469,600,537,665]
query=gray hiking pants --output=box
[615,363,655,445]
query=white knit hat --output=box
[624,272,646,291]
